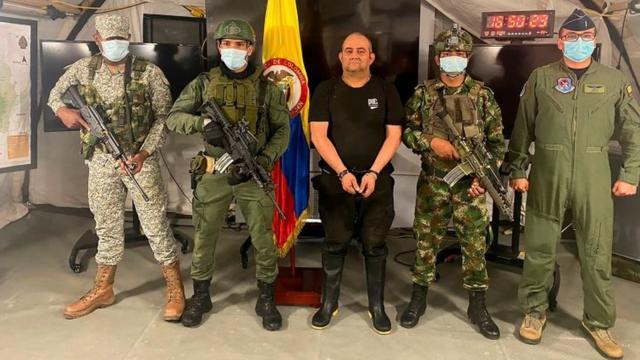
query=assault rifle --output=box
[62,85,149,202]
[201,100,286,220]
[435,95,513,221]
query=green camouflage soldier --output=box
[165,19,290,331]
[509,9,640,358]
[400,24,506,339]
[47,14,185,321]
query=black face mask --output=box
[219,59,256,79]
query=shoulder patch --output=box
[627,85,634,96]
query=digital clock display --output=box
[481,10,555,39]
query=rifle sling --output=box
[123,55,136,153]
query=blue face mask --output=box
[563,39,595,62]
[101,40,130,62]
[220,48,248,71]
[439,55,468,75]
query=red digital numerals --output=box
[487,14,549,29]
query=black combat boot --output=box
[255,280,282,331]
[311,248,346,329]
[364,246,391,335]
[467,290,500,339]
[399,283,428,328]
[181,279,213,327]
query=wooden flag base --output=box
[275,246,322,308]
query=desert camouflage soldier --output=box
[47,14,185,321]
[399,25,506,339]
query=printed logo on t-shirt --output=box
[368,98,379,109]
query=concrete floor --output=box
[0,207,638,360]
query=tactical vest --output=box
[204,67,268,151]
[426,80,485,142]
[79,55,153,159]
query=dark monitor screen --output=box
[41,41,205,132]
[428,44,601,138]
[143,14,206,46]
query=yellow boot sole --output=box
[311,308,339,330]
[368,311,391,335]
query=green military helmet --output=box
[213,19,256,43]
[434,24,473,54]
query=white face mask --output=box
[220,48,248,71]
[101,39,130,62]
[439,55,468,75]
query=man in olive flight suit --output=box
[166,19,290,331]
[508,9,640,359]
[401,25,505,339]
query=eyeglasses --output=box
[560,32,596,42]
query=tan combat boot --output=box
[581,321,624,359]
[518,312,547,344]
[63,264,116,319]
[161,260,185,321]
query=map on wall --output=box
[0,17,36,172]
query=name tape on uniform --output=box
[584,84,606,94]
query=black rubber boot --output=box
[311,247,346,329]
[181,279,213,327]
[364,246,391,335]
[255,280,282,331]
[467,290,500,339]
[399,283,428,328]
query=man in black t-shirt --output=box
[309,32,404,335]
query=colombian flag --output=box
[262,0,310,256]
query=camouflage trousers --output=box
[412,170,490,290]
[88,151,178,266]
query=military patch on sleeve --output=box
[627,85,634,96]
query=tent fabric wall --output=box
[0,1,202,230]
[27,1,202,215]
[1,0,638,231]
[0,172,28,230]
[0,9,71,230]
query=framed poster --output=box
[0,16,37,173]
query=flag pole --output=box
[289,245,296,277]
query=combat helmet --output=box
[434,24,473,53]
[213,19,256,43]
